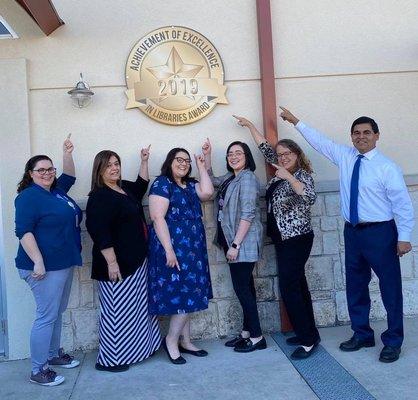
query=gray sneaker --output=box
[49,348,80,369]
[30,368,65,386]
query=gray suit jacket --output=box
[209,168,263,263]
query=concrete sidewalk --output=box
[1,318,417,400]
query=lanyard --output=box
[55,193,80,227]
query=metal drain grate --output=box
[271,333,376,400]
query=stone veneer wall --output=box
[61,185,418,352]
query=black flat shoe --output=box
[339,336,375,352]
[225,335,247,348]
[162,338,186,365]
[178,345,208,357]
[379,346,401,363]
[290,345,318,360]
[95,363,129,372]
[234,337,267,353]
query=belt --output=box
[345,220,392,228]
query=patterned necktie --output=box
[349,154,364,225]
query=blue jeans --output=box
[19,267,74,374]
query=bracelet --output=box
[108,261,118,267]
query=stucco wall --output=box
[0,0,417,192]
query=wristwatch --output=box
[231,242,241,249]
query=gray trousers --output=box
[19,267,74,374]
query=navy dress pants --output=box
[344,220,403,348]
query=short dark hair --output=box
[160,148,193,184]
[225,141,256,172]
[90,150,121,192]
[351,116,379,134]
[17,155,57,193]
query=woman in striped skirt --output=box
[86,147,161,372]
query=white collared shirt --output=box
[296,121,414,241]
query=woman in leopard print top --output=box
[234,115,320,360]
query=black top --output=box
[216,175,235,250]
[86,176,149,281]
[265,179,282,240]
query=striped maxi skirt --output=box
[97,259,161,367]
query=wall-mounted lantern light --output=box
[68,73,94,108]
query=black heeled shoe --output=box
[233,337,267,353]
[162,338,186,365]
[178,344,208,357]
[225,335,246,348]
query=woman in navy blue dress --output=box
[148,147,214,364]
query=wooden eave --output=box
[15,0,64,35]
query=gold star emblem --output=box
[147,47,203,80]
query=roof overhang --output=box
[14,0,64,36]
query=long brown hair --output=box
[90,150,121,193]
[276,139,313,174]
[17,155,57,193]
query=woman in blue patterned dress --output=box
[148,148,214,364]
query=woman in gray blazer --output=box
[203,138,266,353]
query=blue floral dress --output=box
[148,176,213,315]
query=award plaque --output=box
[126,26,228,125]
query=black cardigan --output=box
[86,176,149,281]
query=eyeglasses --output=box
[32,167,57,175]
[277,151,293,159]
[174,157,191,165]
[227,151,245,158]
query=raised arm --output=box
[202,137,213,172]
[233,115,279,165]
[149,194,180,270]
[63,133,75,177]
[279,106,350,166]
[194,153,214,201]
[233,115,267,146]
[139,144,151,181]
[202,138,230,187]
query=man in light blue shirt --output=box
[279,107,414,363]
